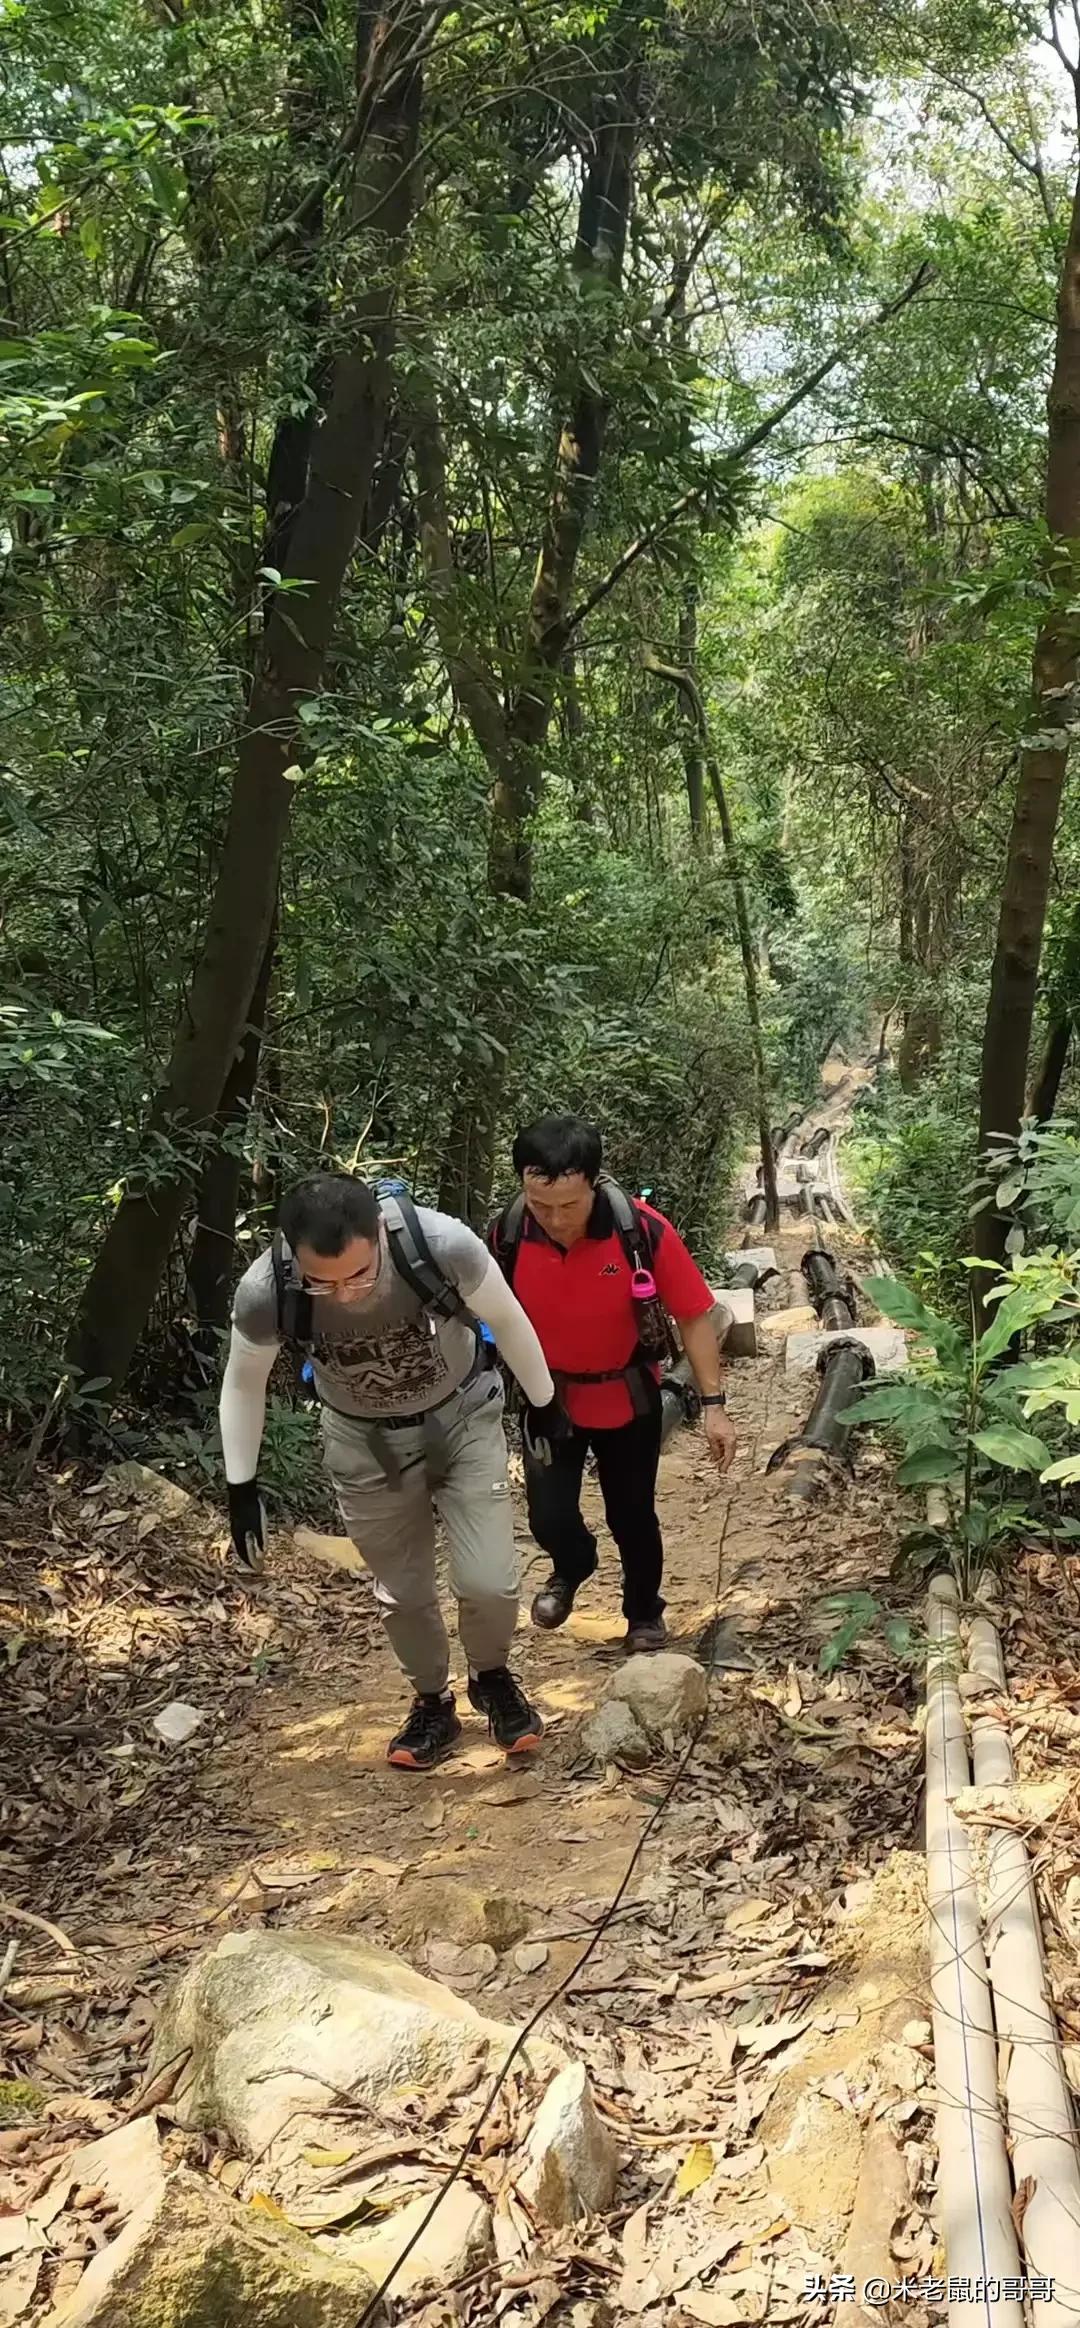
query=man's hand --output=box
[522,1398,573,1468]
[227,1479,266,1569]
[703,1403,737,1473]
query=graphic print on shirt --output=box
[313,1317,448,1407]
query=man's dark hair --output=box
[512,1115,602,1184]
[279,1173,379,1255]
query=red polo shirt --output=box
[493,1191,715,1429]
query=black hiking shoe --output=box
[625,1617,668,1655]
[468,1667,544,1755]
[531,1574,582,1630]
[387,1692,461,1771]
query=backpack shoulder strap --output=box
[490,1191,526,1287]
[598,1175,650,1270]
[381,1194,467,1320]
[271,1230,313,1347]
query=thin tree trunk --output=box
[678,585,708,846]
[643,648,779,1229]
[66,1,429,1395]
[188,920,277,1340]
[492,104,638,901]
[1029,1010,1073,1121]
[974,154,1080,1286]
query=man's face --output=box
[521,1168,596,1246]
[295,1231,382,1304]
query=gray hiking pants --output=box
[321,1371,519,1696]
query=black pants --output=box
[523,1395,664,1624]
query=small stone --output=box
[101,1462,192,1523]
[514,1942,550,1975]
[152,1702,205,1747]
[454,1944,498,1978]
[394,1881,528,1954]
[844,2122,910,2304]
[901,2019,932,2048]
[337,2182,491,2297]
[581,1700,650,1769]
[768,2090,861,2241]
[605,1653,708,1742]
[518,2062,618,2227]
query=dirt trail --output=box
[2,1049,942,2325]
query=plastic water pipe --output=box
[925,1575,1024,2328]
[801,1245,857,1332]
[967,1597,1080,2328]
[768,1338,873,1502]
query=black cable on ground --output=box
[355,1499,735,2327]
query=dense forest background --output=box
[5,0,1080,1501]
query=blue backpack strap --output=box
[381,1193,467,1321]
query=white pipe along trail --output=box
[926,1575,1024,2328]
[967,1588,1080,2328]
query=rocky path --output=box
[1,1061,946,2327]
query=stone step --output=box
[783,1325,907,1377]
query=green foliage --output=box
[845,1062,980,1313]
[815,1589,918,1673]
[844,1261,1080,1589]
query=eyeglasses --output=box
[303,1256,381,1299]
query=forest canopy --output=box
[4,0,1080,1482]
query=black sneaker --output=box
[387,1692,461,1770]
[468,1668,544,1755]
[625,1617,668,1655]
[531,1575,581,1630]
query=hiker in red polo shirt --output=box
[488,1115,736,1654]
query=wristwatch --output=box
[700,1391,727,1408]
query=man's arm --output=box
[677,1306,737,1472]
[465,1256,555,1408]
[220,1328,278,1480]
[220,1329,278,1564]
[643,1206,737,1474]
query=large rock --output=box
[46,2166,372,2328]
[604,1653,708,1742]
[336,2182,492,2297]
[518,2063,618,2226]
[151,1928,550,2156]
[393,1880,529,1955]
[580,1700,651,1769]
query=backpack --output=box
[270,1187,470,1363]
[490,1175,679,1402]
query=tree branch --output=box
[563,259,935,640]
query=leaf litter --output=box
[0,1236,979,2328]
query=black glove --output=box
[227,1479,265,1570]
[522,1398,572,1467]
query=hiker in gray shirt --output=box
[220,1173,559,1769]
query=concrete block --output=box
[723,1247,777,1277]
[709,1285,757,1359]
[784,1325,907,1378]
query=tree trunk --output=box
[643,649,779,1229]
[438,1093,495,1228]
[492,105,637,901]
[187,920,277,1341]
[1029,1010,1073,1121]
[678,585,708,846]
[975,157,1080,1283]
[66,2,428,1395]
